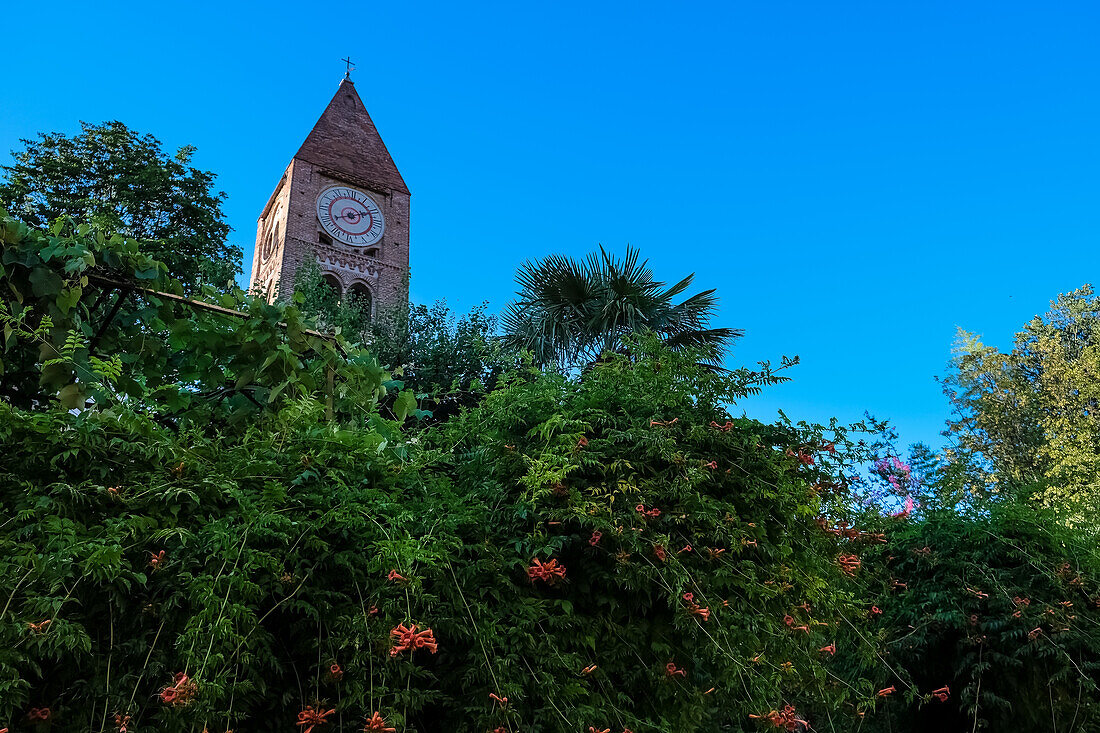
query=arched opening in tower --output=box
[321,273,342,299]
[346,282,373,320]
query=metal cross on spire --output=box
[342,56,355,80]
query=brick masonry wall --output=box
[251,169,291,301]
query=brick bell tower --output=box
[250,73,410,316]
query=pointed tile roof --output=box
[293,79,409,194]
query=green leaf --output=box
[55,285,82,314]
[58,382,86,409]
[394,390,417,422]
[29,267,63,297]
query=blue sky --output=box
[3,1,1099,449]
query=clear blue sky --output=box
[4,1,1099,449]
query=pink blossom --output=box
[892,495,915,519]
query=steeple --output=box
[293,79,409,195]
[251,76,411,313]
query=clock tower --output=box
[250,76,410,316]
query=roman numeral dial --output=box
[316,185,385,246]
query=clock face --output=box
[316,186,385,246]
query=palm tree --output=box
[500,246,741,370]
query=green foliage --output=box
[941,285,1100,522]
[500,246,741,370]
[0,329,888,731]
[290,256,374,339]
[0,208,397,424]
[839,448,1100,732]
[18,194,1100,731]
[0,121,241,290]
[825,286,1100,731]
[0,397,414,730]
[292,256,519,420]
[369,300,520,419]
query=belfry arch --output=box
[346,281,373,318]
[321,273,342,298]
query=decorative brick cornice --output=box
[287,236,399,282]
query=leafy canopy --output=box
[0,334,887,732]
[941,285,1100,523]
[1,210,895,730]
[836,445,1100,733]
[0,121,241,291]
[292,255,520,420]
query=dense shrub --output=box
[832,446,1100,733]
[0,336,893,731]
[863,505,1100,731]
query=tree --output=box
[500,245,741,370]
[369,300,519,417]
[0,121,240,290]
[941,285,1100,522]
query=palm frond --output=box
[663,273,695,300]
[662,327,743,350]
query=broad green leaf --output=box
[394,389,417,422]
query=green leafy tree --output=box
[500,246,741,370]
[0,305,891,731]
[941,285,1100,521]
[0,121,240,290]
[369,300,519,419]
